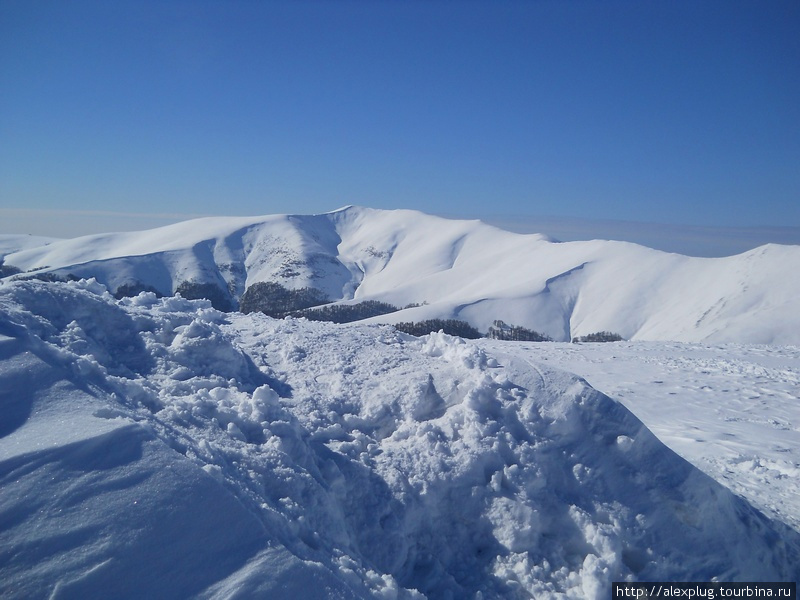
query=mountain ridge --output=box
[2,206,798,344]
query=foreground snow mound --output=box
[0,280,797,599]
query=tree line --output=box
[4,274,624,342]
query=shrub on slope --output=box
[291,300,400,323]
[572,331,625,343]
[239,281,329,317]
[395,318,483,339]
[175,281,234,312]
[486,320,552,342]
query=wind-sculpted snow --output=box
[3,206,799,343]
[514,340,800,534]
[0,280,798,599]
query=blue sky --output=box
[1,0,798,253]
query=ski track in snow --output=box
[0,279,798,599]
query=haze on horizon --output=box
[1,0,798,255]
[2,206,800,259]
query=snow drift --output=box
[1,279,797,599]
[2,206,799,344]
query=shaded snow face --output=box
[0,280,798,599]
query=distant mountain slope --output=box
[0,234,62,277]
[3,206,799,344]
[0,234,62,256]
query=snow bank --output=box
[511,340,800,534]
[0,280,797,599]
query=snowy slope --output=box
[0,234,62,256]
[0,279,798,599]
[3,206,799,344]
[1,235,61,277]
[482,340,800,534]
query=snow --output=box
[0,234,62,257]
[497,341,800,533]
[1,279,798,599]
[3,206,799,344]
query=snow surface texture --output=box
[3,206,799,344]
[499,341,800,534]
[1,279,798,599]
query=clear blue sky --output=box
[1,0,799,247]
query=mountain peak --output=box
[3,207,798,344]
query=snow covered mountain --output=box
[2,206,799,344]
[1,279,798,599]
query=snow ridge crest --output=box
[2,206,799,344]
